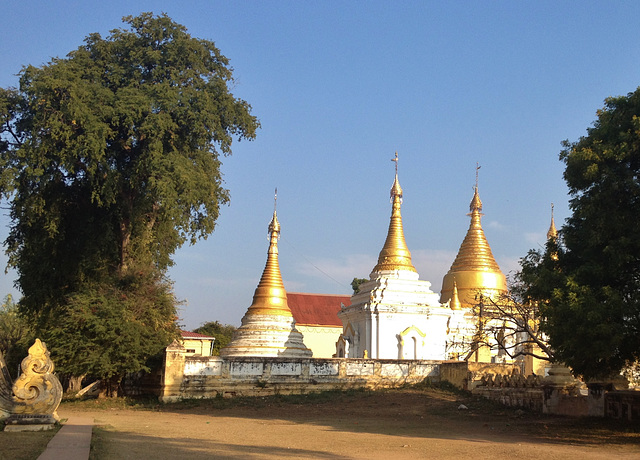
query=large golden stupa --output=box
[440,176,507,308]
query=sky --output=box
[2,2,640,330]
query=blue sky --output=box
[2,2,639,329]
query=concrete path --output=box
[38,416,93,460]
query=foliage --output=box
[0,294,33,378]
[0,13,259,389]
[44,268,179,395]
[470,291,553,363]
[534,88,640,379]
[622,361,640,388]
[193,320,236,355]
[350,277,368,294]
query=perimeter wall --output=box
[160,342,441,401]
[158,344,639,420]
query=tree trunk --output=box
[66,374,86,393]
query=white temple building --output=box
[337,154,452,360]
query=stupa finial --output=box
[470,163,483,213]
[269,188,280,236]
[390,151,403,202]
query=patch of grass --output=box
[89,426,111,460]
[158,388,374,411]
[271,387,373,405]
[414,377,469,395]
[61,395,161,411]
[0,425,60,460]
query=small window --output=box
[186,349,196,353]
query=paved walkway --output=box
[38,416,94,460]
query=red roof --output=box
[181,330,215,340]
[286,292,351,327]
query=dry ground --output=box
[3,386,639,459]
[72,387,640,460]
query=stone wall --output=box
[160,348,440,401]
[473,387,545,412]
[605,390,640,421]
[439,361,520,390]
[467,364,590,417]
[158,346,637,420]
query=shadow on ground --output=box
[63,388,640,460]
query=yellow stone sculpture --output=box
[0,339,63,428]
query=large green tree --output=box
[537,88,640,380]
[0,13,259,391]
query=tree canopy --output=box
[351,277,368,295]
[0,13,259,390]
[0,294,32,378]
[193,321,237,355]
[534,88,640,380]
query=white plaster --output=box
[271,362,302,376]
[230,361,264,376]
[310,362,340,376]
[184,359,223,376]
[381,363,409,377]
[346,362,374,376]
[414,364,440,377]
[221,314,312,358]
[338,273,453,361]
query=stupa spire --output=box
[245,188,292,317]
[547,203,558,241]
[371,152,417,274]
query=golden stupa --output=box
[371,152,417,275]
[220,191,311,358]
[440,170,507,308]
[244,199,293,318]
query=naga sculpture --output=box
[1,339,63,427]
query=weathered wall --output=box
[160,352,440,401]
[158,347,637,420]
[473,387,545,412]
[439,361,520,390]
[605,390,640,421]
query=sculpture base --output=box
[3,414,57,431]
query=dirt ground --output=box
[57,388,639,460]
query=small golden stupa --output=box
[440,167,507,308]
[220,190,312,358]
[371,151,417,276]
[244,199,292,318]
[450,280,462,311]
